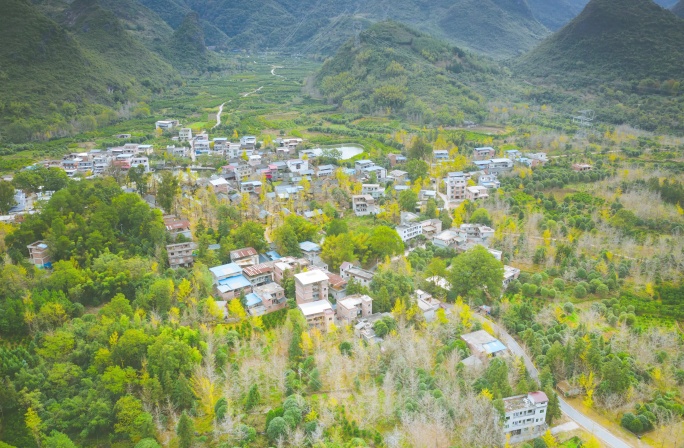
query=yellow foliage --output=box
[169,307,180,324]
[584,436,601,448]
[677,203,684,216]
[191,374,220,432]
[252,315,264,329]
[392,298,406,318]
[460,304,473,329]
[25,407,41,437]
[583,389,594,408]
[482,321,495,336]
[301,331,313,353]
[228,299,247,319]
[542,430,558,448]
[480,389,494,400]
[205,298,225,320]
[645,283,655,297]
[305,410,318,422]
[109,331,119,347]
[435,308,449,325]
[543,229,552,247]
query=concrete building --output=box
[415,290,441,322]
[396,222,423,242]
[210,262,253,300]
[209,177,230,194]
[461,330,508,359]
[362,184,384,199]
[573,163,592,172]
[326,272,348,302]
[230,247,259,267]
[251,282,287,314]
[294,269,329,304]
[465,185,489,201]
[179,128,193,141]
[167,242,197,269]
[337,294,373,325]
[242,263,274,287]
[273,257,310,284]
[164,216,192,241]
[503,391,549,443]
[339,262,374,288]
[432,229,465,250]
[155,120,179,130]
[433,150,449,161]
[27,241,51,269]
[473,147,496,160]
[298,241,322,265]
[445,172,467,201]
[299,300,335,333]
[352,195,378,217]
[503,265,521,288]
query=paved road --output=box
[474,314,637,448]
[212,101,231,129]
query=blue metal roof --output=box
[299,241,320,252]
[483,340,507,354]
[266,250,282,260]
[244,293,263,307]
[217,274,251,291]
[210,263,242,279]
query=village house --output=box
[287,159,309,174]
[459,223,495,245]
[209,262,253,300]
[388,153,407,167]
[167,242,197,269]
[361,184,384,199]
[27,241,51,269]
[298,300,335,333]
[354,160,374,171]
[316,164,335,177]
[503,391,549,443]
[179,128,193,141]
[273,257,310,284]
[503,265,521,288]
[573,163,592,172]
[239,180,262,194]
[352,195,379,217]
[387,170,408,184]
[416,290,442,322]
[478,173,500,189]
[396,221,423,242]
[299,241,322,265]
[163,216,192,241]
[473,147,496,160]
[461,330,508,359]
[465,185,489,201]
[474,158,514,175]
[242,263,274,287]
[337,294,373,325]
[432,229,466,250]
[294,269,329,304]
[527,153,549,165]
[433,150,449,161]
[209,177,230,194]
[155,120,179,131]
[362,165,387,180]
[420,218,442,238]
[505,149,522,160]
[223,164,252,182]
[167,145,189,158]
[445,172,467,201]
[230,247,259,267]
[240,136,257,150]
[339,262,374,288]
[251,282,287,314]
[326,272,348,302]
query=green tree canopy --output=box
[448,245,503,301]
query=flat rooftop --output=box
[298,299,333,316]
[295,269,328,285]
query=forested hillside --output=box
[673,0,684,16]
[0,0,181,143]
[516,0,684,85]
[315,22,498,125]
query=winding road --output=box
[474,314,637,448]
[212,100,231,129]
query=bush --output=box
[574,284,587,299]
[531,273,543,286]
[522,283,538,296]
[267,417,288,441]
[563,302,575,314]
[596,284,609,297]
[553,278,566,291]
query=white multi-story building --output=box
[503,391,549,443]
[445,172,467,201]
[361,184,383,199]
[396,222,423,242]
[352,195,378,217]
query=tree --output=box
[232,222,268,252]
[448,246,504,301]
[469,208,492,226]
[266,416,288,442]
[134,439,162,448]
[425,198,437,218]
[544,388,561,426]
[273,224,301,256]
[128,165,150,196]
[368,226,404,262]
[0,181,16,214]
[114,396,153,442]
[326,219,348,237]
[398,189,418,212]
[284,215,318,242]
[245,384,261,410]
[409,136,431,160]
[404,159,429,181]
[177,412,194,448]
[321,233,355,272]
[157,171,180,213]
[44,431,78,448]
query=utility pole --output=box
[354,22,361,49]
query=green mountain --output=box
[673,0,684,17]
[516,0,684,85]
[0,0,179,142]
[526,0,588,30]
[314,21,498,124]
[138,0,548,59]
[165,12,209,71]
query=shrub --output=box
[563,303,575,314]
[574,285,588,299]
[552,278,565,291]
[522,283,538,296]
